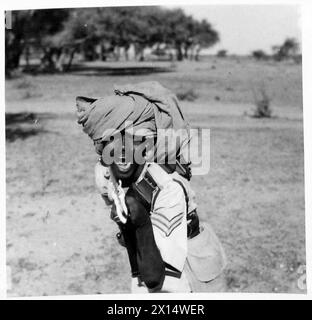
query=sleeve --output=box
[125,188,165,291]
[150,180,188,272]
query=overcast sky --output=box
[166,5,301,55]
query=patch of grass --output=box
[22,90,42,100]
[13,77,42,100]
[67,283,84,294]
[15,77,34,90]
[176,87,199,101]
[17,258,37,271]
[23,212,36,218]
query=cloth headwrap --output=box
[76,81,191,163]
[77,94,155,141]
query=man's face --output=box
[100,132,148,181]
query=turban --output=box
[76,81,191,163]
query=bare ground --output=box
[6,58,305,295]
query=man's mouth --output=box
[116,162,132,172]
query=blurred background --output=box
[5,6,305,296]
[5,6,301,74]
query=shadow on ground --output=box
[5,112,57,142]
[66,64,174,77]
[22,63,174,77]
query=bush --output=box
[272,38,299,62]
[293,54,302,64]
[252,87,272,118]
[217,50,227,58]
[252,50,268,61]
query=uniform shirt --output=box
[150,173,188,273]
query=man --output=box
[76,81,226,293]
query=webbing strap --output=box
[172,178,189,215]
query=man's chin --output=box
[116,162,132,172]
[111,163,138,185]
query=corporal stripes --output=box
[151,211,184,237]
[150,178,188,272]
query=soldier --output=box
[76,82,226,293]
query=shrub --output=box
[176,88,198,101]
[217,50,227,58]
[252,50,268,61]
[293,54,302,64]
[252,87,272,118]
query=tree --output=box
[272,37,300,61]
[5,11,34,75]
[162,9,219,61]
[6,6,220,73]
[5,9,70,75]
[58,7,166,61]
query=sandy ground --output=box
[5,58,305,296]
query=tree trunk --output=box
[65,49,76,71]
[40,47,57,71]
[139,47,145,62]
[134,43,144,61]
[176,45,183,61]
[100,43,107,61]
[194,44,201,61]
[115,46,121,61]
[184,45,189,60]
[5,35,24,75]
[124,44,130,61]
[24,46,30,68]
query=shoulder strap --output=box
[172,178,189,214]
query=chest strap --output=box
[131,168,160,211]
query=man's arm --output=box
[125,188,166,292]
[94,160,113,205]
[95,161,139,276]
[95,160,165,290]
[150,180,188,273]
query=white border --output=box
[1,0,311,10]
[302,0,312,301]
[1,0,311,300]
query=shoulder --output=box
[158,179,186,205]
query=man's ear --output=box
[76,96,97,112]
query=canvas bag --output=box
[187,222,227,282]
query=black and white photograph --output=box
[3,1,308,298]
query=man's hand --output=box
[110,203,121,224]
[94,160,113,204]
